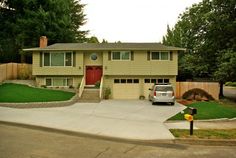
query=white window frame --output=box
[45,77,73,87]
[150,51,170,61]
[111,51,131,61]
[43,52,73,67]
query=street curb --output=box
[1,120,236,146]
[174,138,236,146]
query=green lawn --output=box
[0,83,75,103]
[169,101,236,120]
[170,129,236,139]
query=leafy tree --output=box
[162,0,236,96]
[0,0,87,63]
[87,36,99,43]
[101,39,108,43]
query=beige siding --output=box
[103,51,178,76]
[32,51,83,76]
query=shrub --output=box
[182,88,214,101]
[139,95,145,100]
[95,81,100,88]
[104,87,111,99]
[225,82,236,87]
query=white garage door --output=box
[113,84,140,99]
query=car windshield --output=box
[155,86,173,91]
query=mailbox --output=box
[184,114,193,122]
[188,107,197,115]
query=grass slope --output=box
[0,83,75,103]
[170,129,236,139]
[169,101,236,120]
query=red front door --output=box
[86,66,102,85]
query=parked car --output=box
[148,83,175,105]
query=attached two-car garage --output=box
[111,77,174,99]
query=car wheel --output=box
[152,102,155,105]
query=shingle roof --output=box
[23,43,186,51]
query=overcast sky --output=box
[80,0,202,42]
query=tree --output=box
[87,36,99,43]
[214,49,236,96]
[162,0,236,96]
[0,0,87,63]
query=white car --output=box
[148,84,175,105]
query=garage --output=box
[112,79,140,99]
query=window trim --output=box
[45,77,73,87]
[144,78,170,84]
[113,79,140,84]
[111,51,131,61]
[43,51,73,67]
[150,51,170,61]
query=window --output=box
[114,79,139,84]
[127,79,133,83]
[112,51,130,60]
[151,52,159,60]
[157,78,169,84]
[161,52,169,60]
[121,79,126,83]
[151,79,156,83]
[65,52,72,66]
[90,53,98,61]
[164,79,170,83]
[43,52,73,66]
[45,78,73,87]
[151,51,169,60]
[44,53,50,66]
[46,78,52,86]
[133,79,139,83]
[51,53,64,66]
[144,79,150,83]
[158,79,163,83]
[114,79,120,83]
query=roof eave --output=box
[23,47,186,52]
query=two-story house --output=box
[24,36,185,100]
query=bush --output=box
[95,81,100,88]
[104,87,111,99]
[225,82,236,87]
[182,88,214,101]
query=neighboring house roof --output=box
[23,43,186,52]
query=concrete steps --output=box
[78,88,101,103]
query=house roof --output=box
[23,43,186,52]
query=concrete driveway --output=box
[0,100,185,140]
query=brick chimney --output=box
[39,36,48,48]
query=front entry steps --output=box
[78,88,101,103]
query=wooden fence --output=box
[0,63,32,83]
[176,82,219,100]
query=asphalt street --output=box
[0,124,235,158]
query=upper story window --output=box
[43,52,73,66]
[112,51,130,60]
[151,51,169,60]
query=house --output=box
[23,36,185,100]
